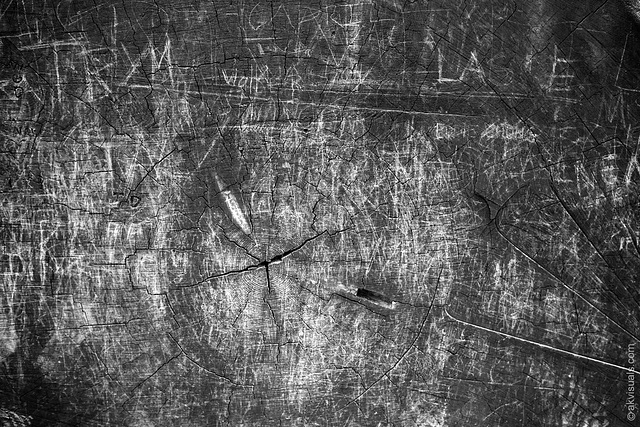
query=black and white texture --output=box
[1,0,639,425]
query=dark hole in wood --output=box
[356,288,393,307]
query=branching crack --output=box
[167,332,248,387]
